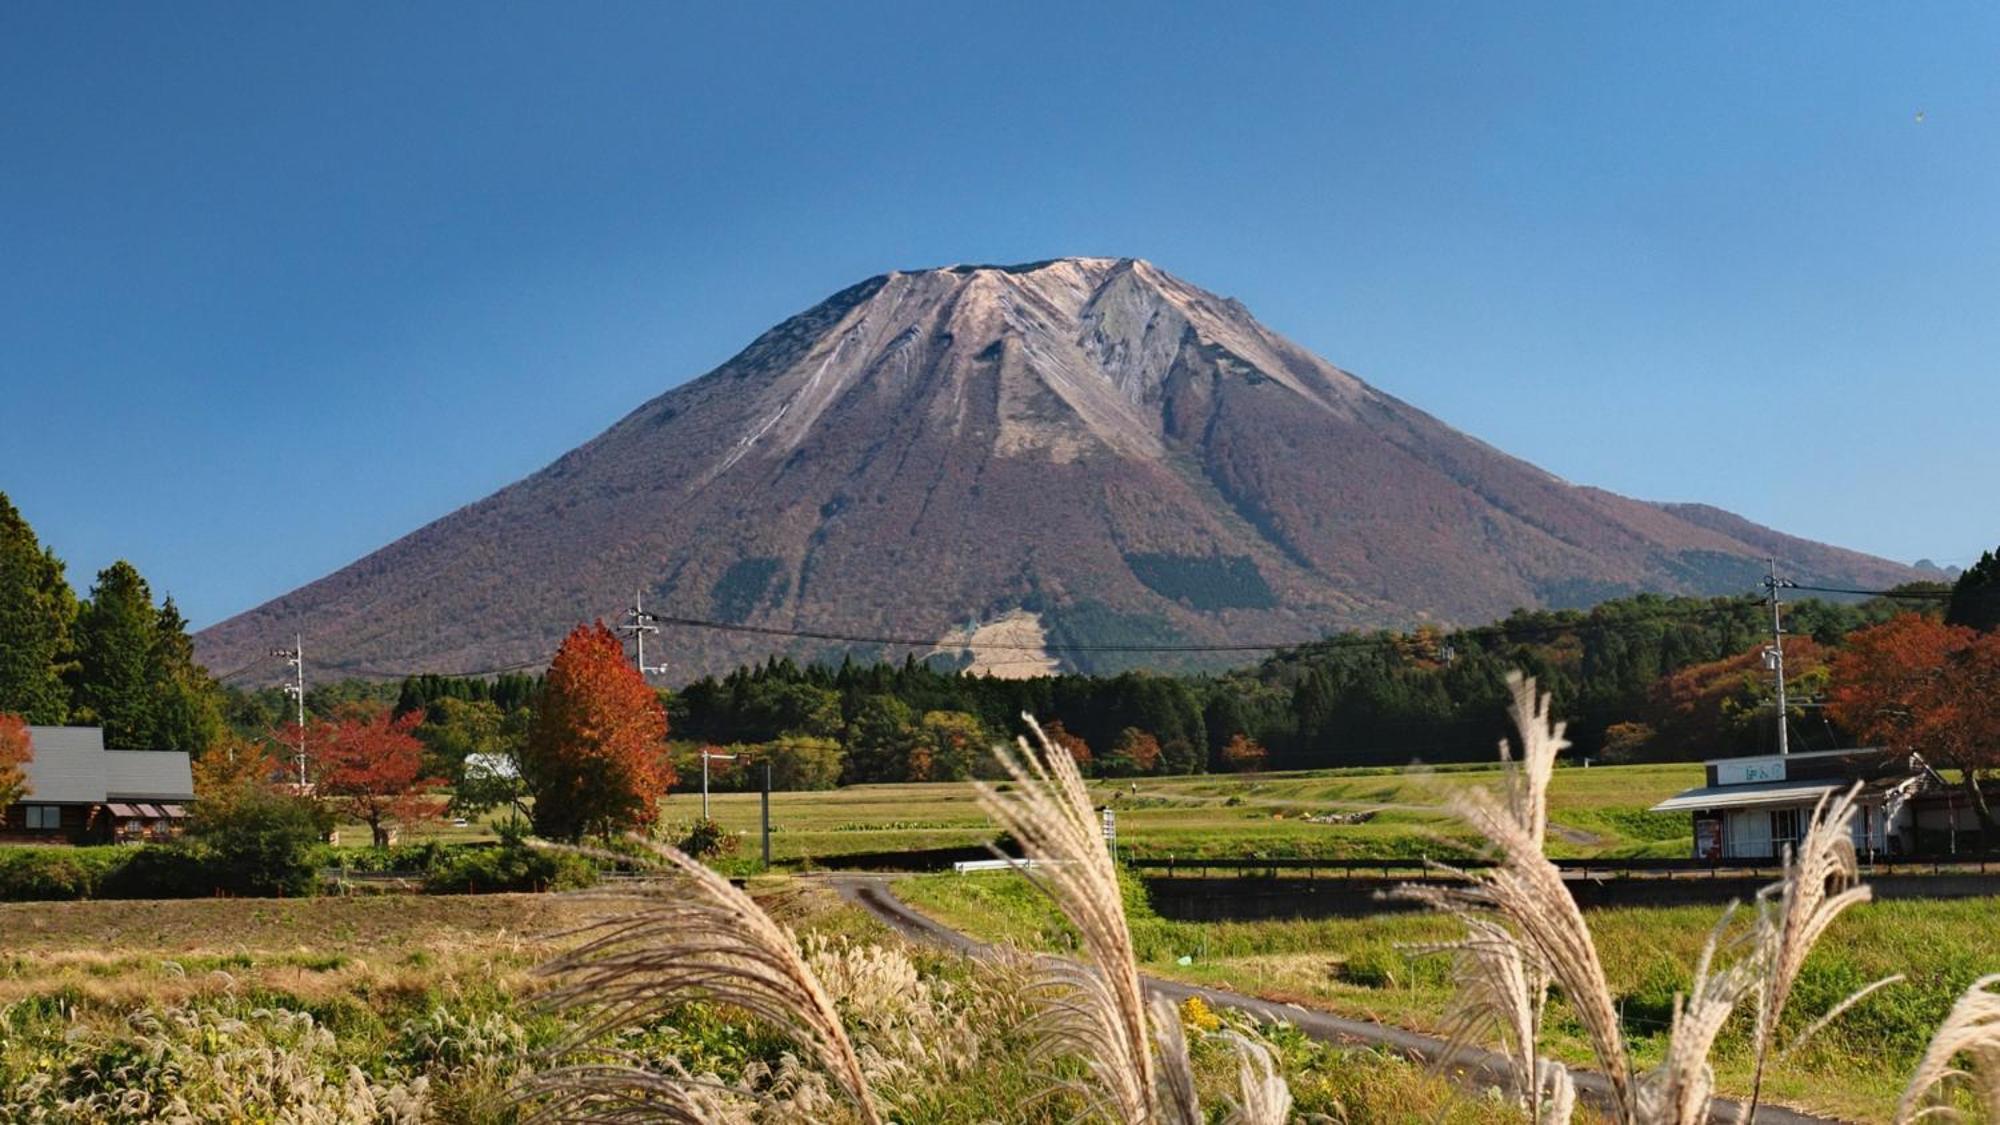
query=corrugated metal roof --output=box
[20,726,108,803]
[1651,779,1843,813]
[103,750,195,800]
[16,727,194,804]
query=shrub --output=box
[423,843,596,894]
[184,790,329,896]
[677,817,740,860]
[0,847,112,900]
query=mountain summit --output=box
[196,258,1920,680]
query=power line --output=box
[211,584,1906,683]
[647,597,1771,656]
[1782,582,1951,600]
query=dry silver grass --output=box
[1743,785,1899,1117]
[1896,973,2000,1123]
[977,713,1164,1122]
[1634,907,1758,1125]
[1440,674,1634,1117]
[520,839,883,1125]
[1218,1029,1293,1125]
[977,713,1291,1125]
[1411,674,1916,1125]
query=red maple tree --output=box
[307,707,447,847]
[1830,614,2000,846]
[522,621,675,841]
[0,713,31,808]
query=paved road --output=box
[824,874,1845,1125]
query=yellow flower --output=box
[1179,994,1221,1033]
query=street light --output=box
[700,749,738,820]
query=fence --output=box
[1124,852,2000,882]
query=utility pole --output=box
[271,635,307,786]
[1763,559,1797,757]
[701,748,738,820]
[620,589,669,677]
[761,760,772,870]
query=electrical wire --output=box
[1779,582,1951,600]
[212,580,1932,683]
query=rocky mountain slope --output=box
[196,258,1923,681]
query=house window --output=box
[24,805,62,830]
[1769,807,1804,857]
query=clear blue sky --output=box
[3,3,1995,628]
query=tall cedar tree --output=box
[148,597,225,755]
[1949,549,2000,632]
[70,562,222,755]
[0,713,31,808]
[71,561,160,747]
[0,493,76,723]
[523,622,675,841]
[308,707,446,847]
[1830,614,2000,846]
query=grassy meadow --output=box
[679,760,1703,866]
[894,870,1997,1123]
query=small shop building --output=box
[1,726,195,845]
[1651,747,1979,861]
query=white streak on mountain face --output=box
[705,257,1378,480]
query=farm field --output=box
[684,760,1704,866]
[0,883,1523,1123]
[894,870,2000,1124]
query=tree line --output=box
[0,492,222,753]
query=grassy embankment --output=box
[894,869,1997,1123]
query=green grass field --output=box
[679,760,1703,866]
[893,870,1995,1123]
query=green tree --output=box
[417,697,521,778]
[186,787,331,897]
[1948,549,2000,632]
[915,710,987,781]
[842,695,918,784]
[0,492,75,723]
[71,561,161,748]
[761,735,845,790]
[1159,736,1202,775]
[147,597,224,755]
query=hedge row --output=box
[0,841,601,901]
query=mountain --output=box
[195,257,1923,682]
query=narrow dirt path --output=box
[824,873,1847,1125]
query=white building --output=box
[1651,747,1979,860]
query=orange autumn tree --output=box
[310,707,447,847]
[1830,613,2000,847]
[1219,732,1269,773]
[1041,720,1092,771]
[523,621,675,841]
[0,713,31,809]
[191,734,286,820]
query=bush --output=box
[0,847,117,900]
[184,791,330,896]
[676,817,739,860]
[423,843,597,894]
[98,846,216,899]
